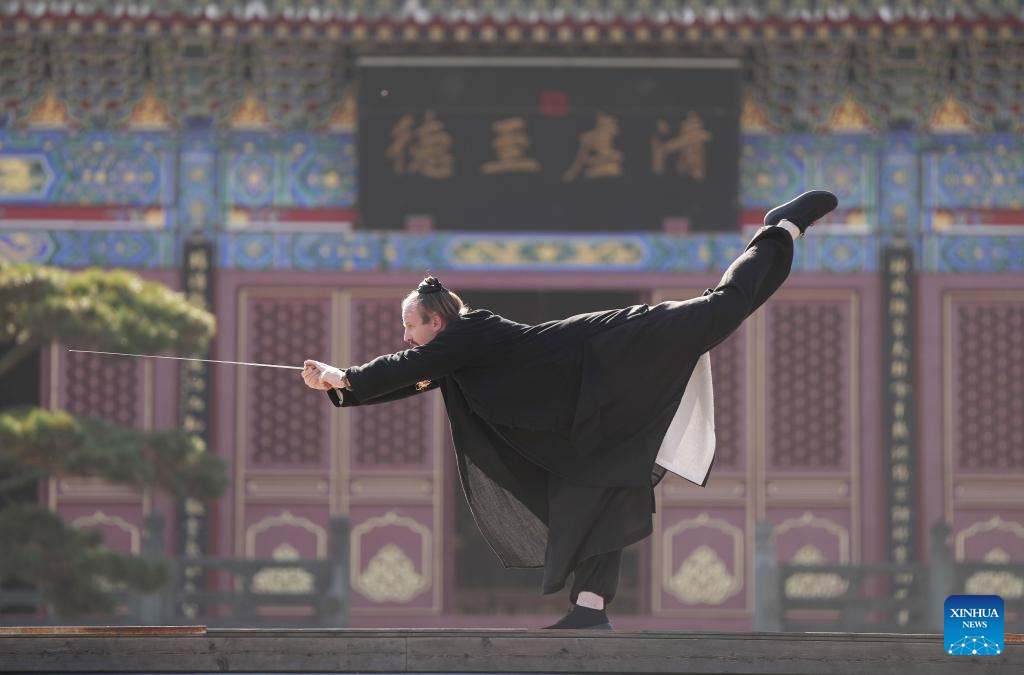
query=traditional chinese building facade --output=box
[1,1,1022,629]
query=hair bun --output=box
[417,276,446,295]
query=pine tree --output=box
[0,261,224,618]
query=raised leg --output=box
[700,226,794,353]
[693,189,838,353]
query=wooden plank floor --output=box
[0,628,1021,674]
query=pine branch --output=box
[0,263,215,360]
[0,408,227,501]
[0,262,221,618]
[0,504,167,618]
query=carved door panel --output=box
[651,285,879,627]
[921,285,1024,599]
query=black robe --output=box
[327,226,793,594]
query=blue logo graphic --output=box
[944,595,1003,655]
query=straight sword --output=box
[67,349,304,370]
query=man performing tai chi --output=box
[301,190,838,630]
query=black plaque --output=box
[358,57,741,232]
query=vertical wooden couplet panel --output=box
[178,237,215,620]
[882,245,918,625]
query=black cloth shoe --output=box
[763,190,838,233]
[542,604,613,630]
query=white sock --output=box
[575,591,605,610]
[777,219,801,240]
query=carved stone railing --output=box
[755,520,1024,634]
[0,515,349,628]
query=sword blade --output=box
[67,349,304,370]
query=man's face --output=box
[402,301,444,347]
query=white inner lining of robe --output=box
[654,351,716,485]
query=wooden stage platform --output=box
[1,627,1021,674]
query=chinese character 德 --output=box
[651,112,712,180]
[481,117,541,175]
[386,110,454,178]
[562,113,623,181]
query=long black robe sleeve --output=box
[343,327,477,400]
[326,380,440,408]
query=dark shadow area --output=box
[0,344,42,617]
[0,343,41,507]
